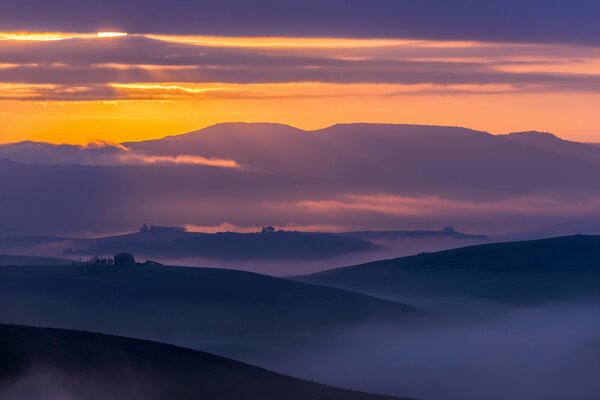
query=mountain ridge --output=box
[3,123,600,238]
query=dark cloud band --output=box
[2,0,600,46]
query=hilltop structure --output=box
[114,252,136,266]
[140,223,186,233]
[74,253,162,267]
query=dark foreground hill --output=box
[0,264,421,362]
[0,325,408,400]
[297,235,600,307]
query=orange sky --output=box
[1,32,600,144]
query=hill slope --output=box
[0,229,375,262]
[296,235,600,307]
[0,324,407,400]
[0,264,421,362]
[503,131,600,165]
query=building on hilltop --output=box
[139,223,186,234]
[114,252,136,266]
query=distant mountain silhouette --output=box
[0,324,408,400]
[503,131,600,165]
[125,123,600,198]
[4,123,600,237]
[3,124,599,195]
[296,235,600,306]
[125,123,372,179]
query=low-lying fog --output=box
[1,236,489,276]
[3,303,599,400]
[0,236,491,276]
[249,302,600,400]
[164,237,491,276]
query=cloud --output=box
[3,153,600,238]
[1,35,600,101]
[294,194,597,216]
[111,153,240,168]
[267,194,600,234]
[0,141,240,168]
[185,222,259,233]
[1,1,600,46]
[276,305,600,400]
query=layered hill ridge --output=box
[2,123,600,237]
[3,123,600,193]
[124,123,600,203]
[0,264,422,362]
[4,123,600,190]
[297,235,600,306]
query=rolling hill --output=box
[296,235,600,307]
[0,228,376,262]
[0,324,408,400]
[0,264,422,363]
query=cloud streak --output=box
[112,153,240,168]
[1,34,600,101]
[0,141,240,168]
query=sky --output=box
[1,0,600,144]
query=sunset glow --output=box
[97,31,128,38]
[3,4,600,400]
[0,31,95,41]
[1,30,600,143]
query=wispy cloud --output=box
[294,194,600,217]
[112,153,240,168]
[0,141,240,168]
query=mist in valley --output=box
[3,302,599,400]
[253,302,600,400]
